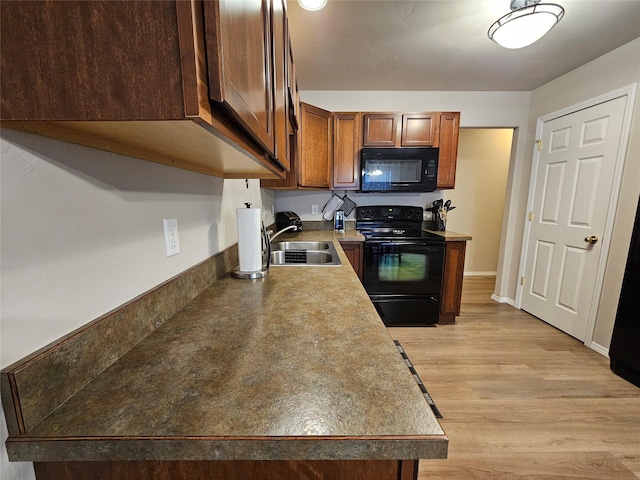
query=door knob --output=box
[584,235,599,244]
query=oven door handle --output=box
[367,241,434,248]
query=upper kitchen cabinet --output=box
[363,113,438,147]
[204,0,283,168]
[271,0,290,171]
[333,113,361,190]
[0,0,290,179]
[260,36,300,190]
[363,111,459,189]
[362,113,399,147]
[402,113,438,147]
[299,103,332,188]
[437,112,460,189]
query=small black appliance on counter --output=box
[276,211,303,232]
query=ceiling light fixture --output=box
[488,0,565,49]
[298,0,327,11]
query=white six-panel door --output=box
[521,96,627,341]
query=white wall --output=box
[0,129,276,480]
[445,129,513,275]
[513,38,640,351]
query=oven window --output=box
[378,252,427,282]
[364,242,443,296]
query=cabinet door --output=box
[272,0,290,170]
[401,113,438,147]
[33,459,416,480]
[437,112,460,189]
[440,241,466,323]
[332,113,361,190]
[204,0,275,156]
[299,102,331,188]
[339,241,364,281]
[363,113,399,147]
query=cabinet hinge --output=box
[529,211,534,221]
[520,276,525,286]
[535,139,542,151]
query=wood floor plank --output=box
[389,276,640,479]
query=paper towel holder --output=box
[232,205,270,279]
[231,265,269,279]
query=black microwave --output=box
[360,148,438,192]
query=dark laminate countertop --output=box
[12,230,447,462]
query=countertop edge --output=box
[425,230,472,242]
[6,436,448,462]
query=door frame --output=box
[516,84,637,352]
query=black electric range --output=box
[356,206,444,326]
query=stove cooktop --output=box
[355,205,442,242]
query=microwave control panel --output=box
[425,158,438,182]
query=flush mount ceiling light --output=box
[488,0,565,49]
[298,0,327,11]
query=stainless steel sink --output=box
[270,241,341,266]
[271,241,331,251]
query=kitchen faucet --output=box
[268,224,300,243]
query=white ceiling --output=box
[286,0,640,91]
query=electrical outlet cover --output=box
[163,218,180,257]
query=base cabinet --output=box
[440,240,467,324]
[33,459,418,480]
[339,241,364,280]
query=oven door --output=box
[363,240,443,295]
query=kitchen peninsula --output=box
[1,230,447,480]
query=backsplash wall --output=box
[0,129,275,480]
[276,190,444,223]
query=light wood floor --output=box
[389,276,640,480]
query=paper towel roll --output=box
[237,208,263,272]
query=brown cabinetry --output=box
[0,0,290,179]
[299,103,332,188]
[339,241,364,280]
[436,112,460,189]
[262,108,460,191]
[205,0,275,158]
[363,113,438,147]
[332,113,361,190]
[33,459,418,480]
[440,240,467,324]
[363,113,399,147]
[402,113,438,146]
[361,111,458,188]
[271,0,290,171]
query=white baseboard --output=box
[464,271,497,277]
[588,341,609,357]
[491,294,516,307]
